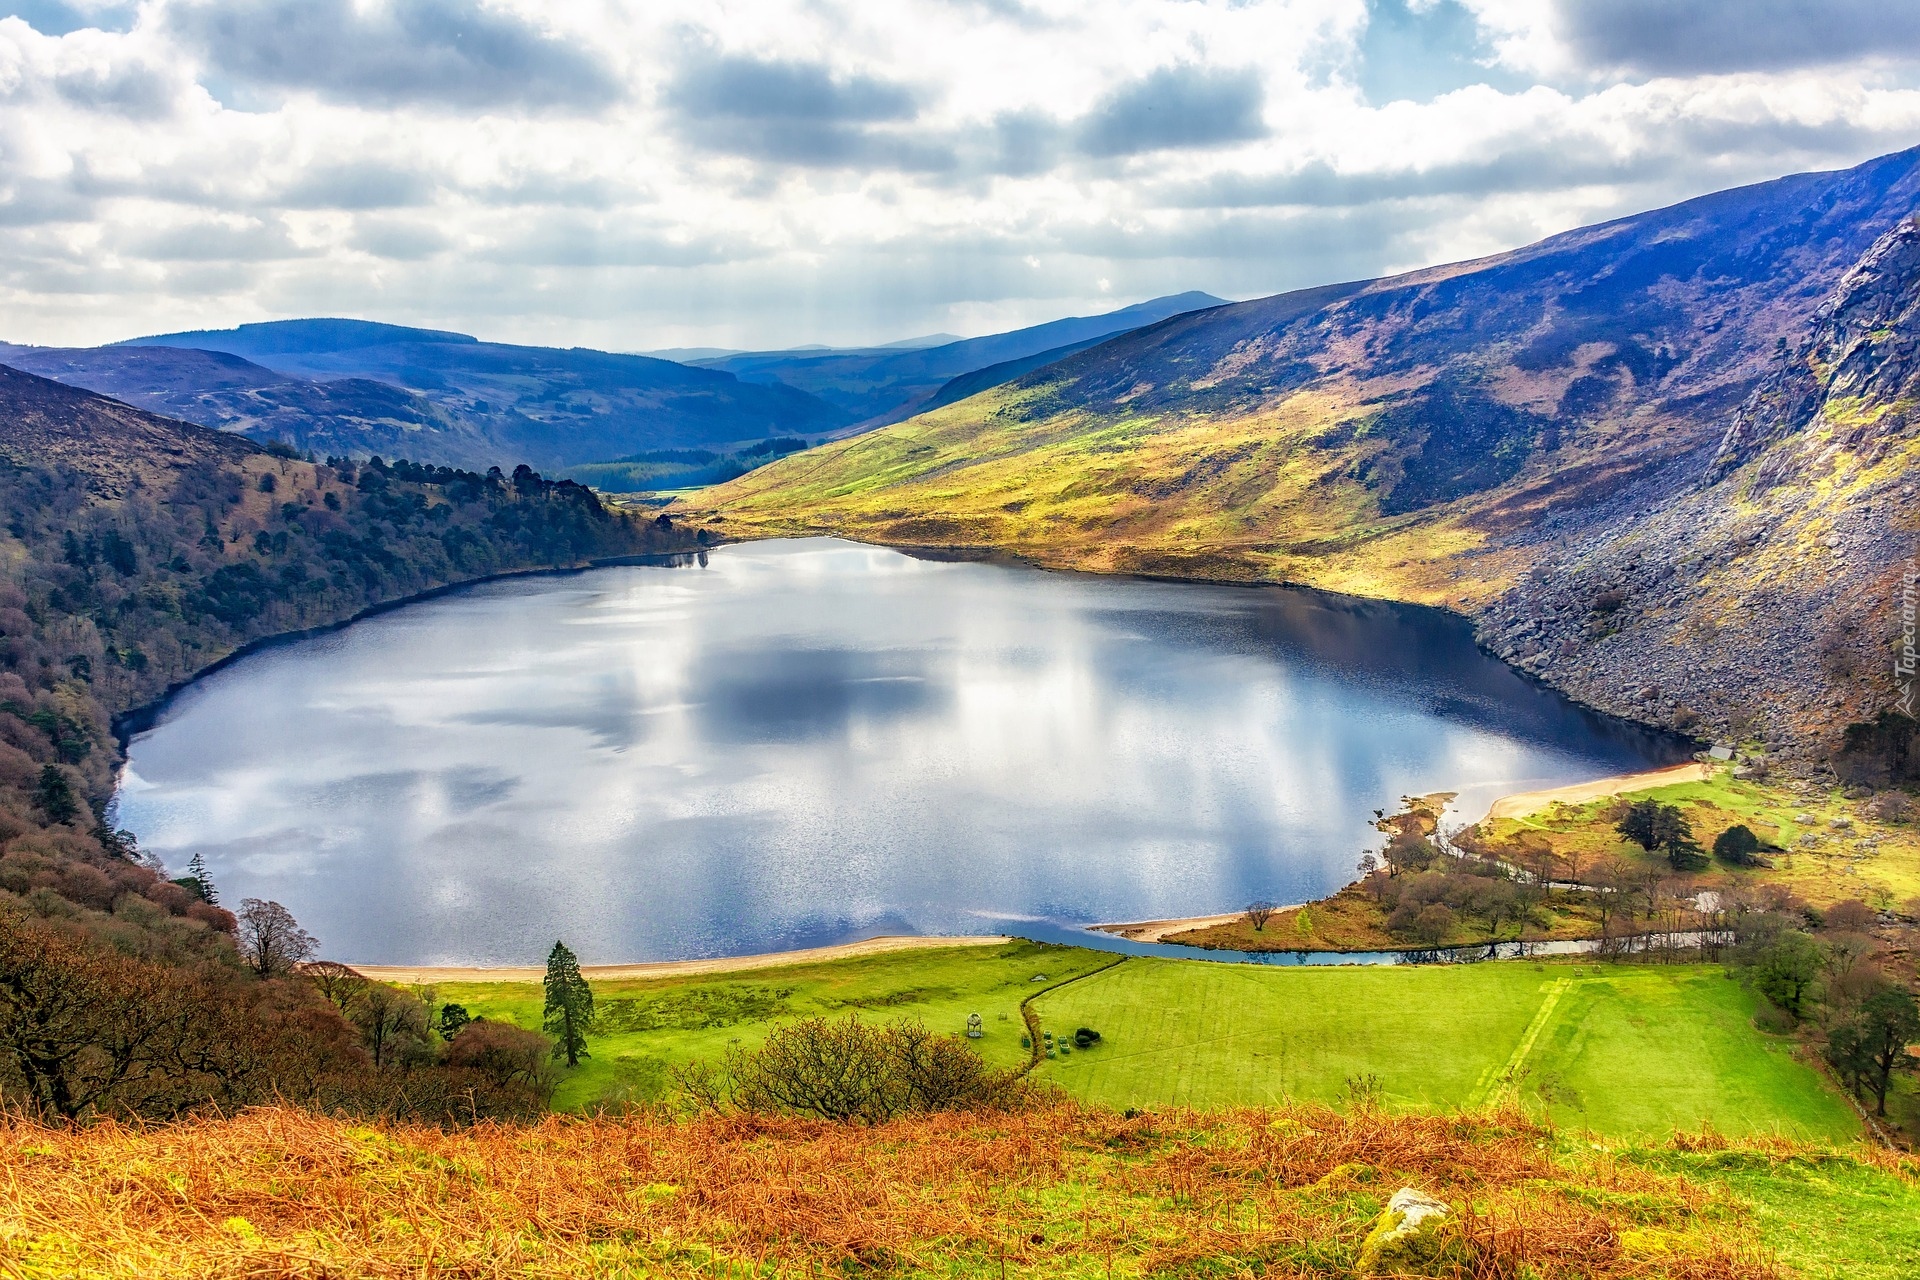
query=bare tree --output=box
[446,1020,557,1099]
[235,899,319,979]
[1244,901,1276,931]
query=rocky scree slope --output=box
[696,147,1920,766]
[1476,218,1920,771]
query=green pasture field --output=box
[1029,958,1858,1140]
[435,943,1858,1139]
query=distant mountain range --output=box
[695,145,1920,767]
[0,295,1223,475]
[692,292,1226,425]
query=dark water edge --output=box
[113,536,1694,967]
[110,549,706,748]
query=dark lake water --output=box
[116,538,1682,965]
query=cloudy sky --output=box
[3,0,1919,351]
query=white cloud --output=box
[0,0,1915,349]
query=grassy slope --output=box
[442,946,1855,1141]
[1475,766,1920,907]
[1665,1148,1920,1280]
[688,383,1522,609]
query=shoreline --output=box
[1089,912,1253,943]
[352,758,1712,980]
[1484,761,1714,822]
[350,933,1013,985]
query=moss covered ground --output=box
[438,944,1858,1141]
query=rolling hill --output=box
[694,146,1920,766]
[94,320,853,470]
[692,291,1227,424]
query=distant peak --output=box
[117,317,478,356]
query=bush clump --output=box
[675,1015,1038,1124]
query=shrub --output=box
[679,1016,1033,1123]
[1821,899,1876,934]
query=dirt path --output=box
[1484,762,1713,823]
[351,934,1013,986]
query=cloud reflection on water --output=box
[117,538,1680,965]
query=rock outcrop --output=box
[1707,216,1920,484]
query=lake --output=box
[116,537,1682,965]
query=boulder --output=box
[1357,1187,1454,1276]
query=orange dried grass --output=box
[0,1103,1802,1278]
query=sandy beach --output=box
[351,933,1012,986]
[1484,761,1713,822]
[1089,912,1250,943]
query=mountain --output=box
[694,147,1920,765]
[692,292,1227,424]
[97,319,853,469]
[0,343,502,469]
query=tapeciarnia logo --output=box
[1898,563,1918,717]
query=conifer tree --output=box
[543,940,595,1067]
[186,850,219,905]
